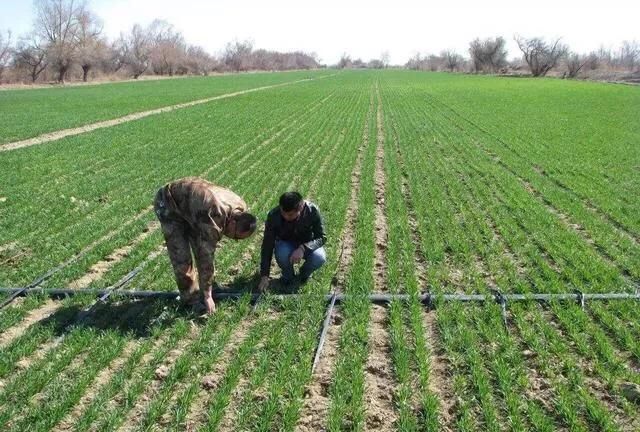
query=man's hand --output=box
[203,294,216,315]
[258,276,270,293]
[290,246,304,264]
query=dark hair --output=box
[236,212,257,233]
[279,192,303,212]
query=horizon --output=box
[0,0,638,65]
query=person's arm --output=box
[303,206,326,251]
[260,214,276,277]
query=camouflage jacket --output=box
[156,177,247,290]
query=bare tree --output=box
[223,39,253,72]
[108,37,128,73]
[185,45,213,75]
[468,36,508,73]
[75,9,103,81]
[34,0,88,82]
[595,45,612,67]
[0,30,12,81]
[247,49,318,71]
[405,53,423,70]
[441,49,463,72]
[565,52,594,78]
[148,20,185,75]
[617,40,639,71]
[515,36,568,77]
[13,33,48,82]
[337,53,352,69]
[368,58,384,69]
[120,24,152,78]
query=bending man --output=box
[258,192,327,291]
[154,177,256,314]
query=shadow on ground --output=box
[30,273,305,339]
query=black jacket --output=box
[260,201,326,276]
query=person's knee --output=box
[173,263,195,282]
[274,250,289,267]
[309,247,327,268]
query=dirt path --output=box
[365,305,396,430]
[373,83,389,293]
[0,77,318,152]
[387,116,429,287]
[363,85,396,430]
[423,310,455,431]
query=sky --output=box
[0,0,638,65]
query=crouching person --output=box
[154,177,256,314]
[258,192,327,292]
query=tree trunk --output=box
[82,65,90,82]
[58,66,67,83]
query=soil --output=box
[540,308,632,425]
[0,241,18,253]
[521,178,639,284]
[0,299,61,348]
[423,309,455,431]
[216,314,282,431]
[331,90,372,290]
[388,115,430,289]
[373,84,389,293]
[364,305,396,430]
[53,205,154,278]
[295,311,343,432]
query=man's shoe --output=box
[191,301,208,317]
[299,274,310,285]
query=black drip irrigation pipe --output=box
[311,292,337,374]
[0,264,65,309]
[2,288,640,303]
[0,244,118,309]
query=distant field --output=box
[0,70,331,144]
[0,70,638,431]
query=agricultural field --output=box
[0,70,331,145]
[0,70,639,431]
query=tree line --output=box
[0,0,320,84]
[1,1,638,84]
[400,36,639,79]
